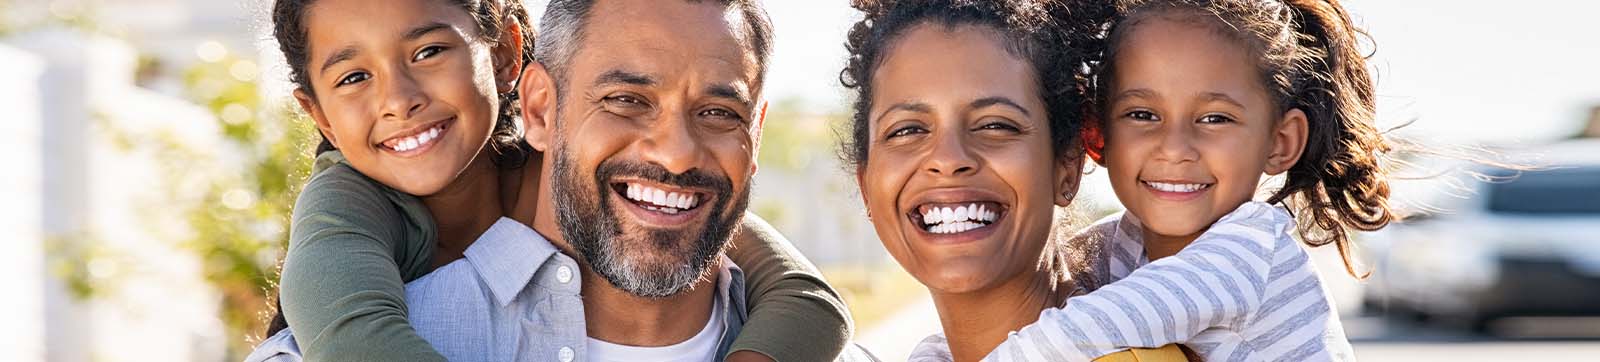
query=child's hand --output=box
[727,350,776,362]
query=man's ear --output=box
[518,61,558,152]
[294,89,339,148]
[492,22,525,94]
[1054,152,1087,207]
[748,101,768,176]
[1266,108,1309,175]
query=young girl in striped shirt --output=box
[988,0,1395,360]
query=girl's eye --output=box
[413,45,447,62]
[1197,114,1236,124]
[887,125,928,139]
[1125,110,1159,121]
[337,72,370,87]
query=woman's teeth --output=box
[624,183,700,214]
[1144,181,1211,193]
[384,124,445,152]
[920,203,997,234]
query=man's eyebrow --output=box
[970,96,1032,117]
[594,69,659,87]
[875,101,933,122]
[319,46,360,75]
[704,83,753,109]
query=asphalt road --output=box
[1347,314,1600,361]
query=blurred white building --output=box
[2,25,231,362]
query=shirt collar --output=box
[463,217,558,307]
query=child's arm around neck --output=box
[276,151,446,362]
[984,202,1353,361]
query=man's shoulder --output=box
[243,329,303,362]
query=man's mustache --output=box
[595,159,733,194]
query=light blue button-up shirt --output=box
[247,217,750,362]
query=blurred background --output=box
[3,0,1598,361]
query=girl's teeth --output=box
[1147,181,1208,193]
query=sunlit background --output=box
[4,0,1599,361]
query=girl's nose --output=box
[379,72,429,121]
[1154,124,1200,163]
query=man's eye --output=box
[1125,110,1158,121]
[700,108,744,121]
[337,72,370,86]
[1198,114,1235,124]
[414,45,447,62]
[887,125,928,139]
[605,95,645,106]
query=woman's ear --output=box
[1266,108,1310,175]
[1054,152,1087,206]
[492,21,525,94]
[294,89,338,147]
[518,61,558,152]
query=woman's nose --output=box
[923,130,978,176]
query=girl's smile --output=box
[376,117,453,156]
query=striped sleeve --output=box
[984,204,1288,361]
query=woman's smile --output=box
[904,188,1011,244]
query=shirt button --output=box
[558,346,574,362]
[557,266,573,284]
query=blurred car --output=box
[1361,140,1600,332]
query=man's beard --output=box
[550,143,750,298]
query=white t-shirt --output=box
[586,297,724,362]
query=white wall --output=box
[0,42,49,362]
[6,29,227,362]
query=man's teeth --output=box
[1144,181,1210,193]
[920,203,998,234]
[624,183,700,212]
[387,125,444,152]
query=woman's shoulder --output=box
[907,333,953,362]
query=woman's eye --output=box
[887,125,928,139]
[1198,114,1235,124]
[337,72,370,86]
[976,122,1020,133]
[413,45,447,62]
[1125,110,1158,121]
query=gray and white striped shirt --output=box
[985,202,1355,361]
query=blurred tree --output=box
[173,53,319,355]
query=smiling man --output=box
[247,0,873,361]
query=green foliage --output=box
[175,55,318,354]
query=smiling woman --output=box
[837,0,1098,360]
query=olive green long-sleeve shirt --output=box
[278,152,851,361]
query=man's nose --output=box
[637,113,705,176]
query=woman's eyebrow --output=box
[970,96,1030,117]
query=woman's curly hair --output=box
[838,0,1110,171]
[1099,0,1392,278]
